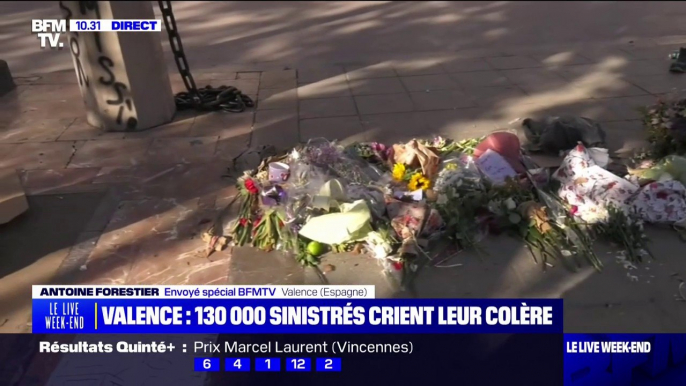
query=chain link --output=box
[157,1,254,113]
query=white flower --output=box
[437,194,448,205]
[504,198,517,210]
[561,250,572,257]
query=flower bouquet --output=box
[231,177,260,246]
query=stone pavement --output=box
[2,2,686,341]
[2,44,686,341]
[1,2,686,385]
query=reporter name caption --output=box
[39,340,413,355]
[32,285,561,334]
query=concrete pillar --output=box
[59,1,175,132]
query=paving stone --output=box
[412,237,528,298]
[306,252,404,298]
[260,70,297,89]
[83,190,122,232]
[533,98,622,123]
[485,55,542,70]
[57,117,125,141]
[360,112,427,143]
[603,95,660,121]
[585,78,652,98]
[514,79,577,96]
[19,168,101,195]
[449,71,515,88]
[228,247,304,285]
[409,89,476,111]
[297,66,345,84]
[122,163,231,201]
[68,139,151,168]
[0,141,79,170]
[214,133,252,161]
[344,63,397,80]
[501,68,570,86]
[222,79,259,95]
[354,93,413,115]
[393,59,446,76]
[400,74,460,92]
[124,110,196,139]
[14,84,82,103]
[349,77,406,95]
[417,108,499,139]
[618,60,670,76]
[532,51,594,67]
[441,58,494,73]
[257,88,297,110]
[145,137,218,165]
[252,109,299,148]
[236,71,261,80]
[0,117,72,143]
[190,111,254,139]
[602,120,649,157]
[299,116,366,144]
[465,86,529,108]
[14,69,77,85]
[625,73,686,95]
[297,76,352,99]
[299,96,357,119]
[55,231,102,281]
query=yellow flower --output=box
[392,163,406,181]
[445,163,458,171]
[408,173,431,191]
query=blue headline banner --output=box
[32,298,562,334]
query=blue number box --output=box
[316,358,342,372]
[286,358,311,372]
[194,358,220,372]
[225,358,250,372]
[255,358,281,372]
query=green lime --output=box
[307,241,325,257]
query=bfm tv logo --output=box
[32,19,66,49]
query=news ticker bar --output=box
[31,334,686,384]
[31,285,561,334]
[69,19,161,32]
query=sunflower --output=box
[408,173,431,191]
[392,163,406,181]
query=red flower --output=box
[244,179,259,194]
[570,205,579,216]
[239,218,248,226]
[392,261,403,271]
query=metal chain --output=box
[157,1,254,113]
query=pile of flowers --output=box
[206,95,686,282]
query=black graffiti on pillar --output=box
[58,1,72,20]
[98,57,114,85]
[60,2,88,87]
[80,1,103,53]
[69,37,89,88]
[103,82,138,130]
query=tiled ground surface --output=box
[2,45,686,336]
[1,2,686,384]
